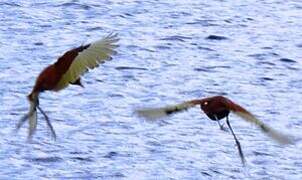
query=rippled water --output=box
[1,0,302,179]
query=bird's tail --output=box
[229,101,294,145]
[136,99,201,121]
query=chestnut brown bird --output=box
[136,95,294,165]
[16,33,119,140]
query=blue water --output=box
[1,0,302,179]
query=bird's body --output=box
[28,45,89,99]
[136,95,294,165]
[17,33,119,140]
[199,96,231,121]
[31,64,60,92]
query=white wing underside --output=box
[55,33,119,91]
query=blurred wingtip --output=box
[233,111,296,145]
[135,107,168,121]
[272,132,296,145]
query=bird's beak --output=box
[71,79,84,88]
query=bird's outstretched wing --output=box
[227,99,294,145]
[136,99,201,120]
[54,33,119,91]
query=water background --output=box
[0,0,302,179]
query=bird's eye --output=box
[204,101,208,106]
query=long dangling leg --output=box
[217,120,229,132]
[226,116,246,165]
[214,115,228,132]
[37,105,57,140]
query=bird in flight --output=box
[136,95,294,165]
[16,33,119,140]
